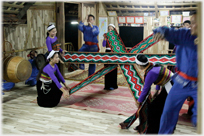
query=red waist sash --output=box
[177,71,197,81]
[85,41,100,52]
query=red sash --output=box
[85,41,100,52]
[177,71,197,81]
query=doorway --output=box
[65,3,78,51]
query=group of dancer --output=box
[134,11,198,134]
[3,11,198,134]
[40,12,197,134]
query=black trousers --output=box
[37,80,62,108]
[146,87,168,134]
[104,49,118,90]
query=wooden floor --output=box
[2,81,197,135]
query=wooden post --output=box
[96,2,99,45]
[78,3,83,51]
[197,1,202,134]
[154,2,158,18]
[56,2,65,76]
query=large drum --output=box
[3,56,32,83]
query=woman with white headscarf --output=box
[36,50,70,108]
[102,24,118,90]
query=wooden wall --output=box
[98,2,107,53]
[3,2,56,60]
[143,16,169,54]
[78,2,97,70]
[27,8,55,54]
[108,17,119,33]
[78,3,97,51]
[3,25,28,58]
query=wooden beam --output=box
[78,3,83,52]
[104,2,155,6]
[56,2,65,76]
[117,12,145,16]
[3,20,26,24]
[106,7,155,11]
[3,17,19,21]
[157,2,197,6]
[104,2,197,6]
[65,14,78,17]
[96,2,99,41]
[14,2,25,11]
[3,14,17,18]
[3,2,24,8]
[106,7,197,11]
[29,5,54,10]
[6,1,17,10]
[3,10,19,14]
[154,2,158,18]
[158,7,197,10]
[17,2,35,20]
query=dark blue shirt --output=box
[78,21,99,43]
[153,27,197,87]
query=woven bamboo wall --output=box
[3,25,28,59]
[98,2,108,53]
[27,9,55,54]
[143,16,169,54]
[3,4,56,60]
[108,17,119,33]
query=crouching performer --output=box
[36,50,70,108]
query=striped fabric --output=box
[40,72,51,80]
[52,40,61,51]
[154,66,172,86]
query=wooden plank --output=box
[17,2,35,19]
[3,10,19,14]
[104,2,197,6]
[3,3,24,8]
[106,7,154,11]
[78,3,83,52]
[29,5,55,10]
[154,2,158,18]
[106,7,197,11]
[158,7,197,10]
[56,2,65,76]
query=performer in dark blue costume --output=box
[153,11,198,134]
[25,50,39,86]
[78,14,99,76]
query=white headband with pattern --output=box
[108,24,115,28]
[135,54,149,65]
[47,24,55,31]
[47,50,59,60]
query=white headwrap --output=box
[47,24,55,31]
[108,24,115,28]
[47,50,59,60]
[135,54,149,65]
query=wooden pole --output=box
[56,2,65,76]
[197,1,202,134]
[78,3,83,51]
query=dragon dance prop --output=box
[63,52,176,66]
[63,29,175,132]
[69,65,117,94]
[105,29,176,132]
[104,29,150,132]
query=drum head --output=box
[36,54,46,70]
